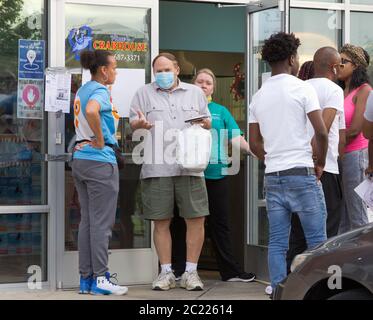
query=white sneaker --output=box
[91,275,128,296]
[180,271,204,291]
[265,285,273,295]
[226,272,256,282]
[152,272,176,291]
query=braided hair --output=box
[298,61,314,81]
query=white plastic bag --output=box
[176,124,212,172]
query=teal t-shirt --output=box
[73,81,118,164]
[204,101,242,180]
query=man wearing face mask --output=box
[130,52,211,291]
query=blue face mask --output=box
[155,72,175,90]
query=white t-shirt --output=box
[339,111,346,130]
[306,78,344,174]
[364,91,373,122]
[249,73,320,173]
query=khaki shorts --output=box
[141,176,210,220]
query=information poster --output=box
[17,39,45,119]
[17,79,44,119]
[44,70,72,113]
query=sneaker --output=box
[226,272,256,283]
[90,272,128,296]
[152,272,176,291]
[265,285,273,295]
[79,275,93,294]
[180,271,204,291]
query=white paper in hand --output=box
[354,179,373,208]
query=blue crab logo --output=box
[68,25,93,61]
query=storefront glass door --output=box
[0,0,49,287]
[51,0,159,288]
[245,0,285,281]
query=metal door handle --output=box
[44,153,72,162]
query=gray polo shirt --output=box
[130,80,211,179]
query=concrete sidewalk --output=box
[0,271,270,300]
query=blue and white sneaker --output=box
[79,275,93,294]
[90,272,128,296]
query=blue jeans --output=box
[265,174,327,289]
[339,148,369,233]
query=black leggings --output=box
[171,177,242,280]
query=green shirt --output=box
[204,101,241,180]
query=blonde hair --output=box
[192,68,217,88]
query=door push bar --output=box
[44,153,72,162]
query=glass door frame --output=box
[244,0,373,282]
[244,0,288,281]
[0,0,50,291]
[49,0,159,289]
[289,0,373,46]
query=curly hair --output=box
[298,61,314,81]
[261,32,301,64]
